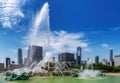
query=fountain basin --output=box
[0,75,120,83]
[32,71,71,76]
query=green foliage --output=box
[113,67,120,72]
[72,64,120,72]
[93,64,114,72]
[71,65,81,69]
[71,64,86,69]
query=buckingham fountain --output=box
[24,2,72,77]
[5,2,72,80]
[1,2,120,83]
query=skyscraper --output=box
[23,57,28,67]
[58,52,75,65]
[76,47,82,65]
[6,58,11,71]
[95,56,99,64]
[18,48,23,67]
[102,58,108,65]
[110,49,113,62]
[114,55,120,66]
[27,45,43,65]
[0,63,4,72]
[27,45,31,66]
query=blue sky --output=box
[0,0,120,63]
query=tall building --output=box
[12,61,15,64]
[0,63,4,72]
[27,46,31,66]
[114,55,120,66]
[81,60,87,65]
[86,58,93,69]
[23,57,28,67]
[6,58,11,71]
[27,45,43,65]
[58,53,75,65]
[76,47,82,65]
[11,64,20,70]
[95,56,99,64]
[102,58,108,65]
[110,49,113,62]
[18,48,23,67]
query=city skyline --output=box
[0,0,120,63]
[1,46,118,65]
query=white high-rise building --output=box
[102,58,108,65]
[114,55,120,66]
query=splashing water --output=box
[26,2,53,66]
[28,2,53,71]
[80,69,101,78]
[80,59,102,78]
[10,2,72,76]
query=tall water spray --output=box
[11,3,52,75]
[29,2,50,48]
[5,2,72,77]
[27,2,53,65]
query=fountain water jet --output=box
[5,2,72,79]
[26,2,52,68]
[79,58,103,78]
[26,2,72,76]
[29,2,50,48]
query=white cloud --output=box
[50,31,88,53]
[0,0,26,28]
[22,2,89,55]
[23,30,88,54]
[101,43,111,49]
